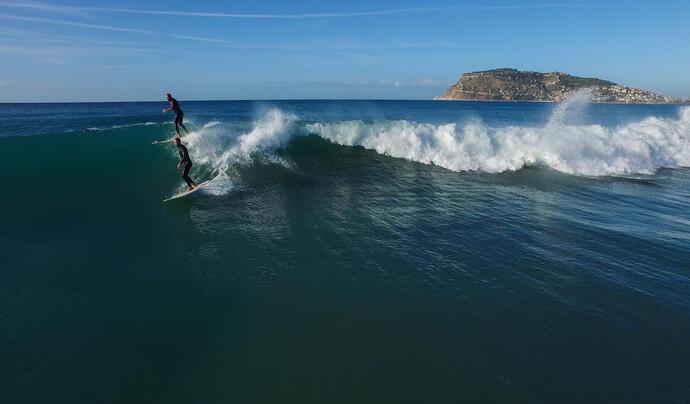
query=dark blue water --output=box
[1,100,689,402]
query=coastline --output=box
[436,69,690,105]
[433,98,690,105]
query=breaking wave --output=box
[307,109,690,175]
[182,103,690,183]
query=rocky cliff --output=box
[434,68,689,104]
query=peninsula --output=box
[434,68,689,104]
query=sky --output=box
[0,0,689,102]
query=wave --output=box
[178,112,297,194]
[83,121,163,132]
[72,118,213,134]
[308,110,690,176]
[176,103,690,186]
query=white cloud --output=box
[1,37,166,46]
[409,78,453,87]
[318,78,451,88]
[171,34,456,51]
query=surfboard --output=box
[163,179,213,202]
[152,137,177,145]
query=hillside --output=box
[434,68,688,104]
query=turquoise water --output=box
[1,100,689,402]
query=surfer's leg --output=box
[174,114,182,136]
[179,113,189,133]
[182,163,196,188]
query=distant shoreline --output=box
[434,99,690,105]
[436,68,690,104]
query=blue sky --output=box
[0,0,689,102]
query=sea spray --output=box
[548,88,594,127]
[179,110,298,194]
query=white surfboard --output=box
[163,179,213,202]
[152,137,178,145]
[153,132,197,144]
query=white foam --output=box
[82,122,165,132]
[306,106,690,176]
[178,110,298,195]
[203,171,235,196]
[235,109,297,155]
[111,121,158,129]
[178,101,690,188]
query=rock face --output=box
[434,68,689,104]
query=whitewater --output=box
[180,99,690,181]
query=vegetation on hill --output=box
[435,68,688,104]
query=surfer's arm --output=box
[162,101,173,113]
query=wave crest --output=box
[306,107,690,176]
[181,104,690,183]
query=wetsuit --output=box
[170,97,183,123]
[167,97,188,134]
[177,144,196,188]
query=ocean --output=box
[1,99,689,402]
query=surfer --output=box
[163,93,189,137]
[174,137,196,191]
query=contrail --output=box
[0,1,88,16]
[171,34,456,50]
[0,13,154,33]
[168,34,286,49]
[0,3,586,19]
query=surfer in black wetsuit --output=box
[174,137,196,191]
[163,93,189,137]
